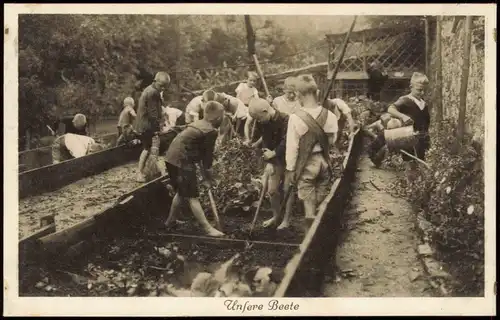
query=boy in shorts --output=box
[164,101,226,237]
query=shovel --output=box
[248,171,270,236]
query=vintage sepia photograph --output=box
[4,3,496,317]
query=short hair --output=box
[248,98,271,118]
[294,74,318,96]
[72,113,87,129]
[123,97,135,106]
[203,101,224,122]
[247,71,259,81]
[202,90,217,102]
[411,72,429,86]
[154,71,171,83]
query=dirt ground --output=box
[19,162,141,239]
[322,155,435,297]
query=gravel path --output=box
[322,156,434,297]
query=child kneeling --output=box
[164,101,226,237]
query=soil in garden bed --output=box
[20,235,296,297]
[18,162,141,239]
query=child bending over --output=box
[164,101,226,237]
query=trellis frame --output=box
[326,26,426,78]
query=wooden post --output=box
[244,15,256,65]
[424,16,430,76]
[362,32,368,72]
[435,16,444,127]
[457,16,473,143]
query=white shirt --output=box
[218,93,249,120]
[235,82,259,105]
[272,95,301,115]
[329,98,352,120]
[286,105,338,171]
[185,95,204,123]
[162,106,183,131]
[64,133,96,158]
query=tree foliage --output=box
[19,14,331,148]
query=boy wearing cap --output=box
[387,72,431,164]
[285,74,338,231]
[134,71,171,182]
[248,98,294,230]
[244,77,300,148]
[164,101,226,238]
[117,97,137,137]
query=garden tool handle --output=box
[249,171,269,234]
[207,189,223,231]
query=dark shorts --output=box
[401,138,429,162]
[138,130,154,150]
[166,163,199,198]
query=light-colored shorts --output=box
[297,153,332,203]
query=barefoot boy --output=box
[164,101,226,237]
[247,98,293,230]
[285,74,338,231]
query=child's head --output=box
[380,113,392,127]
[294,74,318,105]
[248,98,274,123]
[203,101,225,128]
[387,118,403,130]
[410,72,429,99]
[123,97,135,108]
[283,77,297,101]
[202,89,217,103]
[247,71,259,88]
[72,113,87,130]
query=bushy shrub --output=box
[398,120,484,296]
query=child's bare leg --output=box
[157,158,167,176]
[303,198,317,233]
[138,149,150,177]
[165,193,183,228]
[262,172,281,228]
[277,192,294,230]
[187,198,224,237]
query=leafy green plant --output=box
[397,120,484,296]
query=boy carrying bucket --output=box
[387,72,431,178]
[163,101,226,238]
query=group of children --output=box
[57,66,428,239]
[151,72,359,237]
